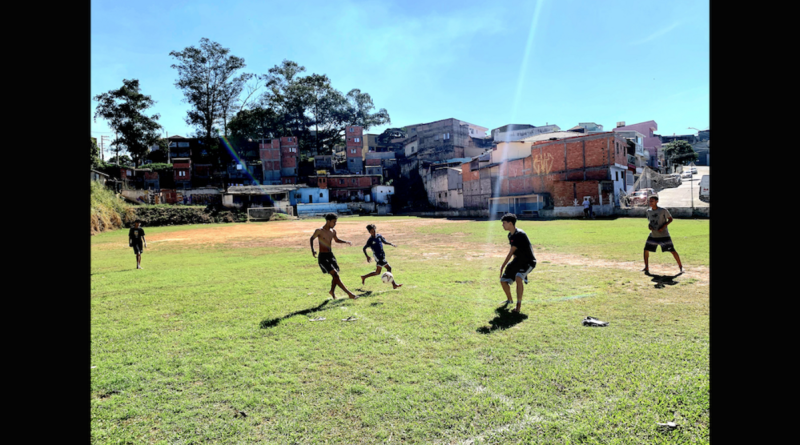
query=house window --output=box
[352,179,357,184]
[350,127,354,132]
[340,179,344,184]
[320,193,323,198]
[355,137,360,143]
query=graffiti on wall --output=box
[533,153,554,175]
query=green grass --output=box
[92,217,709,444]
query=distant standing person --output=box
[643,196,683,275]
[583,197,590,219]
[129,220,147,269]
[310,213,358,300]
[360,224,403,289]
[499,213,537,314]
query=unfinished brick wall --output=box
[462,133,623,209]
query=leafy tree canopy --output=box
[170,38,248,145]
[663,140,699,166]
[93,79,162,167]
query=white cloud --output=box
[630,21,683,45]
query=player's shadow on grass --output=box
[477,306,529,334]
[648,273,681,289]
[258,290,377,329]
[259,299,341,329]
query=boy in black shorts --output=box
[360,224,403,289]
[499,213,537,313]
[643,196,683,274]
[310,213,358,299]
[128,220,147,269]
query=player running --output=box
[499,213,537,314]
[360,224,403,289]
[129,220,147,269]
[310,213,358,300]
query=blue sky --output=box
[91,0,709,153]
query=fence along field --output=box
[91,216,709,444]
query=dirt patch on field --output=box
[541,252,709,282]
[458,251,708,282]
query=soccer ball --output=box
[381,271,393,284]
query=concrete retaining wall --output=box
[398,205,709,219]
[614,207,709,218]
[297,203,352,217]
[400,209,490,218]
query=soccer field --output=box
[91,216,709,444]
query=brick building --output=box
[345,125,364,173]
[280,136,299,182]
[172,158,192,189]
[308,174,382,202]
[260,139,282,184]
[142,170,159,190]
[462,132,630,214]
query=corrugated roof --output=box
[521,131,586,143]
[227,185,304,195]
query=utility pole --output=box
[690,162,694,210]
[100,135,110,163]
[115,131,120,166]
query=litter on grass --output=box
[582,316,609,327]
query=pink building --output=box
[612,120,661,169]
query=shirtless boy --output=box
[310,213,358,299]
[360,224,403,289]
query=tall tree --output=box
[227,107,282,142]
[169,38,249,159]
[217,72,255,137]
[259,61,391,157]
[93,79,162,167]
[296,74,348,155]
[663,140,699,166]
[342,89,390,131]
[261,60,307,139]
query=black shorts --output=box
[373,256,389,267]
[131,243,143,255]
[318,252,340,274]
[501,258,536,285]
[644,235,675,252]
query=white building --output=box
[491,124,561,143]
[371,185,395,204]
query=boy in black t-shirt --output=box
[499,213,537,313]
[128,221,147,269]
[360,224,403,289]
